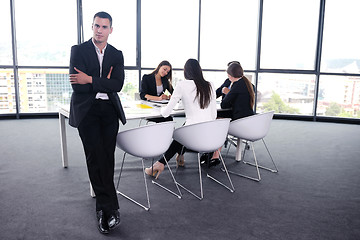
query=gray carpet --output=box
[0,118,359,240]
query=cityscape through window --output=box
[0,0,359,120]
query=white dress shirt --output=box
[161,80,217,126]
[92,39,109,100]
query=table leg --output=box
[59,112,69,168]
[235,138,243,161]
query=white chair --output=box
[172,118,234,200]
[115,121,181,210]
[225,111,278,182]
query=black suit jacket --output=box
[139,74,173,100]
[69,39,126,127]
[216,78,232,99]
[220,79,255,120]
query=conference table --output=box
[58,100,244,196]
[59,100,189,167]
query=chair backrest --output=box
[116,121,175,158]
[228,111,274,142]
[173,118,231,153]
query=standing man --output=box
[69,11,126,234]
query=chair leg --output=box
[242,139,278,173]
[262,139,278,172]
[176,152,204,200]
[226,142,261,182]
[152,155,182,199]
[207,150,235,193]
[116,153,151,211]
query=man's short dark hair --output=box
[93,11,112,27]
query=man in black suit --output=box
[69,11,126,234]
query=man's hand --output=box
[107,66,113,79]
[69,67,92,84]
[222,87,230,95]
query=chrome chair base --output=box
[224,139,278,182]
[151,157,183,199]
[116,154,151,211]
[176,151,235,200]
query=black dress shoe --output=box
[200,154,208,165]
[96,210,109,234]
[107,210,121,230]
[200,153,211,165]
[208,158,221,167]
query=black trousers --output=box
[159,140,186,165]
[217,109,232,119]
[146,116,173,123]
[78,99,119,212]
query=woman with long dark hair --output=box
[205,62,255,166]
[140,60,173,122]
[145,59,217,178]
[221,62,255,118]
[140,60,173,101]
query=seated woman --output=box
[139,60,174,122]
[215,61,241,119]
[145,58,217,178]
[204,62,255,166]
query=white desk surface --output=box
[58,100,186,120]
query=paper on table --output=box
[136,104,153,109]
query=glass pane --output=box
[257,73,316,115]
[203,71,255,97]
[121,70,139,103]
[141,0,198,68]
[82,0,137,66]
[321,0,360,74]
[15,0,77,66]
[140,70,184,89]
[0,1,12,65]
[18,69,72,113]
[261,0,320,70]
[0,69,16,114]
[200,0,259,70]
[317,75,360,118]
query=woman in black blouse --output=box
[139,60,174,122]
[140,60,173,101]
[220,62,255,120]
[203,62,255,166]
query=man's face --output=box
[92,17,112,44]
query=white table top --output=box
[58,100,186,120]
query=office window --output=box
[261,0,320,70]
[15,0,77,66]
[18,69,71,113]
[200,0,259,70]
[203,71,255,94]
[82,0,137,66]
[317,75,360,118]
[321,0,360,74]
[140,70,184,91]
[0,1,12,65]
[0,69,15,114]
[141,0,198,68]
[257,73,316,115]
[121,70,139,102]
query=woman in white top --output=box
[145,58,217,178]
